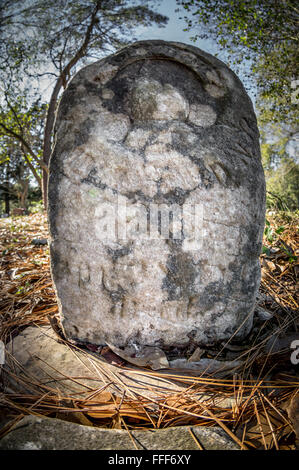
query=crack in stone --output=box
[81,168,108,191]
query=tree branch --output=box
[0,122,48,173]
[43,0,103,166]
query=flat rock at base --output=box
[0,415,239,450]
[1,326,183,398]
[1,326,249,410]
[2,326,102,397]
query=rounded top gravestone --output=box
[48,40,266,356]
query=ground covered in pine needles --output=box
[0,211,298,450]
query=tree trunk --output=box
[4,180,10,215]
[19,178,29,209]
[41,1,102,210]
[42,77,63,210]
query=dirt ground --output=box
[0,210,298,449]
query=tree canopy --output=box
[1,1,298,212]
[0,0,168,207]
[176,0,298,127]
[177,0,299,210]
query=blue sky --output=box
[133,0,256,103]
[134,0,217,54]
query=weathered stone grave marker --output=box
[48,40,265,356]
